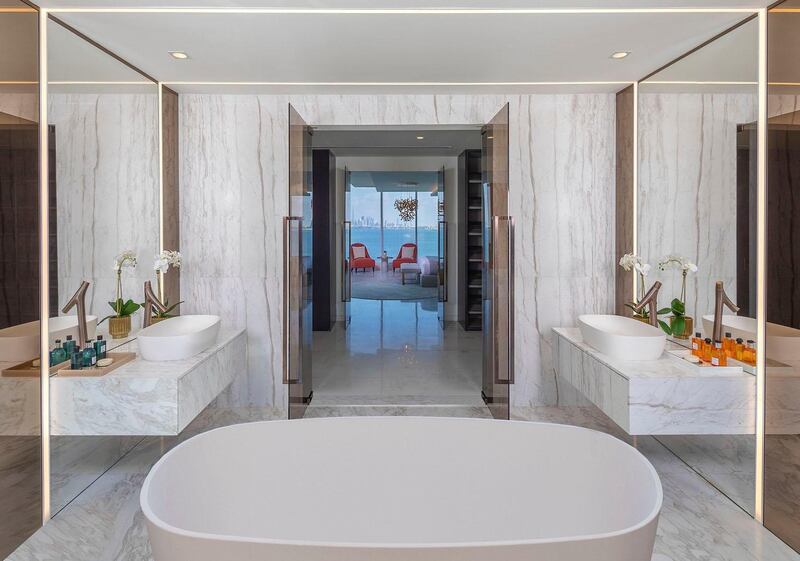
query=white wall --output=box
[332,154,461,321]
[179,94,616,412]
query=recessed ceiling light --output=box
[610,51,630,59]
[169,51,190,60]
[416,136,424,140]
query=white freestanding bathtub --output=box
[141,417,662,561]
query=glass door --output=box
[482,104,513,420]
[342,167,352,328]
[437,166,447,328]
[285,104,313,419]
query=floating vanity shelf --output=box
[49,327,246,436]
[553,327,755,435]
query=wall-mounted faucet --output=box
[142,280,167,328]
[632,281,662,328]
[62,281,90,348]
[712,281,739,342]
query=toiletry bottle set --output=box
[692,331,756,367]
[65,335,109,371]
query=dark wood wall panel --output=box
[161,88,180,311]
[615,85,635,315]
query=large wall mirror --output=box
[46,17,160,515]
[764,1,800,551]
[637,17,759,515]
[0,2,42,556]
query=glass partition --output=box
[0,2,42,555]
[637,17,759,515]
[46,17,160,515]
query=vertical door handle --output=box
[283,216,301,384]
[492,216,515,385]
[341,222,347,303]
[345,221,352,303]
[507,216,515,384]
[443,221,449,302]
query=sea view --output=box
[351,227,439,258]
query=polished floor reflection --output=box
[312,299,483,406]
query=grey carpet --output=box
[351,270,438,300]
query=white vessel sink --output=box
[0,315,98,362]
[702,314,800,363]
[578,314,666,361]
[138,315,221,361]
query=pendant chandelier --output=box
[394,197,418,222]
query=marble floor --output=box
[312,298,484,406]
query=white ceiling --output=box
[43,9,758,93]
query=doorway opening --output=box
[286,108,513,420]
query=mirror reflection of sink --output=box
[578,314,666,361]
[137,315,221,361]
[0,316,98,362]
[702,314,800,362]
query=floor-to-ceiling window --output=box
[350,171,438,260]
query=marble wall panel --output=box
[179,94,616,412]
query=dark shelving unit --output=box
[457,149,484,331]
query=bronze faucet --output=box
[712,281,739,342]
[142,280,167,328]
[632,281,663,328]
[62,281,90,348]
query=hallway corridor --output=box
[311,299,484,408]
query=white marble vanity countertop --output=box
[63,326,242,380]
[553,328,752,380]
[49,327,246,436]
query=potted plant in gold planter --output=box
[148,250,183,324]
[619,253,654,323]
[657,254,698,339]
[100,250,140,339]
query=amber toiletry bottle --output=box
[743,340,757,366]
[735,338,745,361]
[702,338,713,362]
[711,340,727,367]
[691,332,703,357]
[723,332,735,357]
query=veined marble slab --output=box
[0,365,40,436]
[553,327,755,435]
[49,328,246,436]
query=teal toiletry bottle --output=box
[82,346,97,368]
[94,335,107,360]
[63,335,76,355]
[70,350,83,370]
[50,339,67,365]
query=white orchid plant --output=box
[619,253,655,320]
[656,254,698,336]
[100,250,140,324]
[149,250,183,319]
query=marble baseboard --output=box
[553,328,756,435]
[49,329,246,436]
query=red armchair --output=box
[392,243,418,272]
[350,243,376,273]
